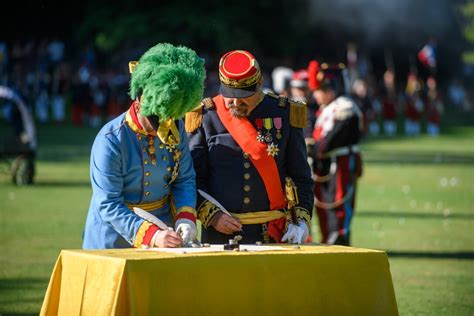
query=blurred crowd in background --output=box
[0,36,472,138]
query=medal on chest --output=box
[255,118,265,143]
[255,117,282,157]
[266,142,279,157]
[263,118,273,143]
[274,117,282,140]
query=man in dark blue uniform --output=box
[186,50,314,244]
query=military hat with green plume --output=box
[129,43,206,121]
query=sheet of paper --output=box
[140,244,289,254]
[240,245,288,252]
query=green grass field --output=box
[0,113,473,315]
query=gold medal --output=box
[263,118,273,143]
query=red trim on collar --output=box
[129,101,145,131]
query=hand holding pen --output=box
[197,189,245,236]
[209,211,243,235]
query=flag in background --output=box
[418,43,437,69]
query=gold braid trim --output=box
[231,210,287,224]
[289,100,307,128]
[126,196,169,212]
[133,221,153,248]
[219,69,261,88]
[176,206,197,217]
[197,200,222,228]
[125,110,147,135]
[185,107,203,133]
[169,149,181,184]
[295,207,312,226]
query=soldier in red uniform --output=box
[425,76,443,136]
[381,69,398,137]
[403,73,424,136]
[309,62,363,246]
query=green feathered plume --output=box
[130,43,206,121]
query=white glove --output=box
[281,220,309,244]
[175,218,198,246]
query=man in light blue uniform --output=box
[82,43,206,249]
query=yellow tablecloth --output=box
[40,245,398,315]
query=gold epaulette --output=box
[264,92,307,128]
[289,99,307,128]
[184,98,215,133]
[184,106,203,133]
[202,97,215,109]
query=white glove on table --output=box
[175,218,198,246]
[281,220,309,244]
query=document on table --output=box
[140,244,290,254]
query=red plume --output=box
[308,60,320,91]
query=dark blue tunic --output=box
[188,93,314,243]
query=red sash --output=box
[214,95,288,241]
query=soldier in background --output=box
[309,62,363,246]
[289,68,318,169]
[271,66,294,97]
[186,50,314,244]
[403,73,424,136]
[289,69,311,103]
[424,76,443,136]
[380,69,398,137]
[351,78,375,138]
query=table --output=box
[40,245,398,315]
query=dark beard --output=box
[229,105,248,118]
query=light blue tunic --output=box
[82,112,196,249]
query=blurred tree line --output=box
[76,0,309,68]
[460,1,474,65]
[1,0,471,82]
[72,0,469,82]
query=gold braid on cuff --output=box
[197,200,222,228]
[295,207,312,226]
